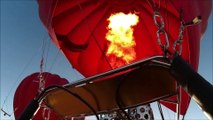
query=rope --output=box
[157,101,165,120]
[1,0,59,118]
[39,0,59,73]
[43,39,51,72]
[1,44,42,114]
[47,48,60,73]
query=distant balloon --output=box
[38,0,212,115]
[13,72,69,120]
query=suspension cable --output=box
[38,1,60,119]
[157,101,165,120]
[1,44,42,116]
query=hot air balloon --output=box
[13,72,69,119]
[30,0,213,119]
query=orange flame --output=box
[106,12,139,68]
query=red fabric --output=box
[38,0,212,115]
[13,72,69,120]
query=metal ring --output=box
[154,12,165,29]
[173,40,183,55]
[156,29,169,50]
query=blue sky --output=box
[1,1,212,120]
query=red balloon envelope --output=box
[38,0,212,115]
[13,72,69,120]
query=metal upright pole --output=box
[176,85,180,120]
